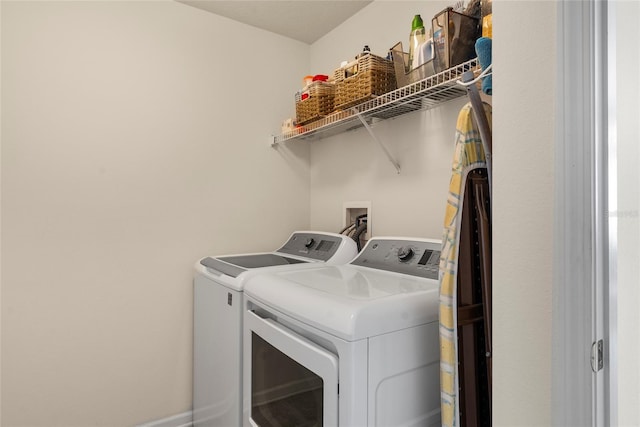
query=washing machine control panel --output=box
[277,232,349,262]
[351,238,441,279]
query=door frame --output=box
[553,0,612,425]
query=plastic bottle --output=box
[408,14,427,70]
[481,0,493,38]
[415,29,434,70]
[356,45,371,59]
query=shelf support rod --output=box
[352,108,401,174]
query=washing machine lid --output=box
[244,237,442,341]
[195,231,358,288]
[200,254,307,278]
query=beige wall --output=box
[0,0,3,422]
[616,1,640,424]
[0,1,310,425]
[492,1,555,425]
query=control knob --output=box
[304,238,315,248]
[397,246,414,261]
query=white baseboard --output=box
[136,410,193,427]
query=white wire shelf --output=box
[272,57,479,145]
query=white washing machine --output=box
[193,231,357,427]
[242,237,442,427]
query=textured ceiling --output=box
[177,1,372,44]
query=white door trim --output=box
[553,0,611,426]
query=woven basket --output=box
[333,53,396,110]
[295,81,335,125]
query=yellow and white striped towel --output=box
[439,101,492,427]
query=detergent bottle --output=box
[408,14,427,70]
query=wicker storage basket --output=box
[295,81,335,125]
[333,53,396,110]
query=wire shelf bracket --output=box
[353,109,401,174]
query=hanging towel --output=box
[475,37,492,96]
[439,101,492,427]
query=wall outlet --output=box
[343,201,372,248]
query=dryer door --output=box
[244,310,338,427]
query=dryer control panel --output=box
[350,238,441,279]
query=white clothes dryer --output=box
[242,237,442,427]
[193,231,357,427]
